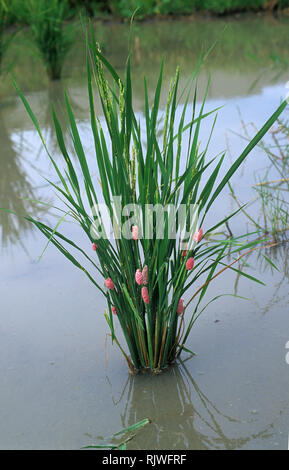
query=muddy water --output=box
[0,15,289,449]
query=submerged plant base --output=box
[128,360,179,376]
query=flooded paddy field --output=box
[0,15,289,449]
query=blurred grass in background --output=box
[2,0,289,25]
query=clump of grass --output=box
[9,26,287,373]
[229,115,289,239]
[17,0,75,80]
[255,184,289,236]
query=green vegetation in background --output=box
[76,0,289,17]
[0,2,5,71]
[109,0,271,17]
[2,0,289,24]
[14,0,76,80]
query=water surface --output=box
[0,15,289,450]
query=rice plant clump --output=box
[12,28,287,373]
[20,0,75,80]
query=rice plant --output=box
[8,26,287,373]
[18,0,75,80]
[229,114,289,239]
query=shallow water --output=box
[0,15,289,450]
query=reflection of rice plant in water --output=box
[108,361,277,450]
[0,110,48,248]
[35,81,82,158]
[9,26,287,373]
[233,242,289,316]
[17,0,75,80]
